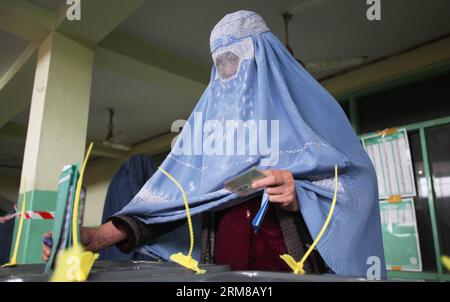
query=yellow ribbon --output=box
[2,180,27,268]
[72,143,94,249]
[51,143,99,282]
[442,255,450,271]
[158,166,205,274]
[280,165,339,274]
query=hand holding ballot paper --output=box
[224,167,267,197]
[225,167,300,233]
[225,167,299,211]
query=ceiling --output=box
[86,62,203,146]
[119,0,450,77]
[1,0,450,171]
[0,30,28,78]
[27,0,64,12]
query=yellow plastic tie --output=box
[158,167,205,274]
[280,165,339,274]
[2,180,26,268]
[51,142,99,282]
[72,143,94,249]
[442,255,450,271]
[50,245,99,282]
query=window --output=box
[425,123,450,259]
[339,100,351,122]
[357,72,450,133]
[408,131,437,271]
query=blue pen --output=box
[251,190,270,234]
[43,237,53,248]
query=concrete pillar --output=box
[12,32,94,264]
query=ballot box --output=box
[0,260,390,282]
[0,260,229,282]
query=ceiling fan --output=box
[282,0,368,74]
[101,108,132,151]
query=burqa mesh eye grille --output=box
[215,51,240,79]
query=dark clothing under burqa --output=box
[99,154,157,261]
[0,218,14,265]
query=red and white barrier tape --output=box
[23,211,55,220]
[1,211,55,221]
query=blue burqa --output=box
[116,11,386,278]
[100,154,157,261]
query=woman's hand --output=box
[41,231,53,262]
[251,170,299,212]
[41,222,125,262]
[41,227,96,262]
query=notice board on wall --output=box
[379,198,422,271]
[361,128,416,200]
[362,128,422,272]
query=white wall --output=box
[0,168,20,211]
[82,157,122,226]
[82,152,167,227]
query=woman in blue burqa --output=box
[43,11,386,278]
